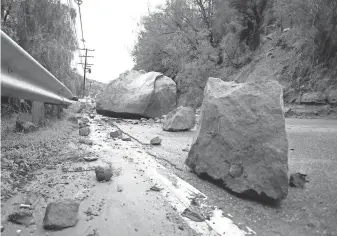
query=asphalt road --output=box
[117,118,337,235]
[2,114,336,236]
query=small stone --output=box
[8,210,34,226]
[79,138,93,145]
[110,130,120,138]
[290,173,308,188]
[89,114,95,119]
[79,127,90,136]
[182,148,189,152]
[83,156,98,162]
[121,135,131,141]
[16,229,21,236]
[43,199,80,230]
[95,166,113,181]
[117,185,123,192]
[150,136,162,145]
[178,225,184,230]
[1,226,4,232]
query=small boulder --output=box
[300,92,326,105]
[43,199,80,230]
[110,130,121,138]
[121,135,131,141]
[8,210,34,226]
[67,116,78,124]
[79,127,90,136]
[95,166,113,181]
[150,136,162,145]
[327,89,337,105]
[83,156,98,162]
[79,138,93,145]
[16,120,38,133]
[162,106,196,132]
[290,173,308,188]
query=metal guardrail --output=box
[1,30,74,105]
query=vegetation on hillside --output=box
[132,0,337,107]
[1,0,83,97]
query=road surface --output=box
[1,113,336,236]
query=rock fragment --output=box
[43,199,80,230]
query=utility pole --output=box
[78,48,94,97]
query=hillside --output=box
[131,0,337,117]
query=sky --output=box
[67,0,166,84]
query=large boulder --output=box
[96,71,176,118]
[185,78,289,202]
[162,106,196,131]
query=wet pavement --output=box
[2,100,336,236]
[1,113,253,236]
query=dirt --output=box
[1,102,336,235]
[114,118,337,236]
[0,109,196,236]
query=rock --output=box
[110,130,121,138]
[150,136,162,145]
[181,208,205,222]
[185,78,289,202]
[1,226,4,232]
[283,28,291,32]
[89,114,95,119]
[121,135,131,141]
[16,120,38,133]
[117,185,123,192]
[67,116,78,124]
[79,127,90,136]
[95,166,113,181]
[79,138,93,145]
[290,173,308,188]
[162,106,196,132]
[43,199,80,230]
[96,71,177,118]
[8,210,34,226]
[83,156,98,162]
[299,92,327,104]
[327,89,337,105]
[16,229,21,236]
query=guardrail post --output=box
[52,105,62,118]
[32,101,45,125]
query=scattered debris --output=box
[150,136,162,145]
[19,204,31,209]
[79,138,93,145]
[67,116,79,124]
[83,156,98,162]
[110,130,121,138]
[150,185,163,192]
[95,166,113,182]
[290,173,308,188]
[181,208,205,222]
[16,120,38,133]
[117,185,124,192]
[87,228,99,236]
[121,135,131,141]
[43,199,80,230]
[8,210,35,226]
[79,127,91,136]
